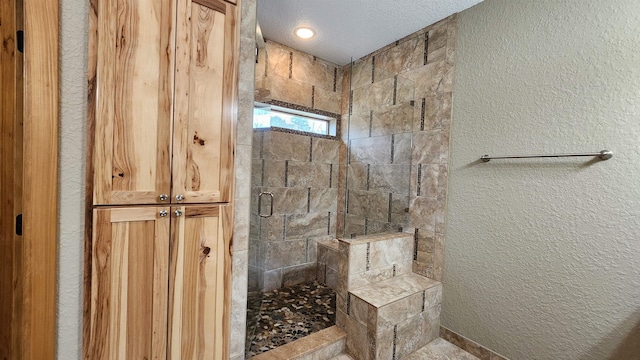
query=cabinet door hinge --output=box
[17,30,24,53]
[16,214,22,236]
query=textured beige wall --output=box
[445,1,640,359]
[58,0,88,358]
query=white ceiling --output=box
[257,0,485,65]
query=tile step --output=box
[249,326,346,360]
[404,338,480,360]
[349,273,441,308]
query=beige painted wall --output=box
[445,1,640,359]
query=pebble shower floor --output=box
[245,281,336,358]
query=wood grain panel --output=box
[86,207,170,359]
[169,204,232,359]
[20,0,58,357]
[0,0,20,356]
[172,0,238,204]
[93,0,176,205]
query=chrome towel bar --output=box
[480,150,613,162]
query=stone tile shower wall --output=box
[339,15,457,281]
[255,40,342,116]
[249,130,340,291]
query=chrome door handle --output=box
[258,192,274,218]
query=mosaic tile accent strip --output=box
[246,281,336,358]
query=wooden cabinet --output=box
[86,207,171,359]
[85,0,239,357]
[92,0,238,206]
[168,205,232,358]
[86,205,232,359]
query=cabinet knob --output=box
[159,194,169,201]
[174,210,183,217]
[159,210,168,217]
[176,194,184,202]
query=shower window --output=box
[253,103,336,136]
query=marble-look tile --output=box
[291,51,338,91]
[349,294,370,326]
[260,215,285,241]
[440,327,493,360]
[345,317,370,360]
[347,242,368,275]
[261,268,283,291]
[314,86,341,114]
[346,164,368,191]
[263,131,311,162]
[349,136,392,165]
[262,240,307,270]
[396,75,415,106]
[230,250,248,358]
[347,190,389,223]
[412,261,434,279]
[282,263,317,288]
[309,188,338,213]
[233,197,251,252]
[265,74,314,108]
[433,233,445,281]
[372,326,393,360]
[251,159,263,187]
[404,338,480,360]
[262,159,287,187]
[287,162,332,188]
[265,41,292,79]
[408,196,437,232]
[369,103,413,137]
[236,144,253,198]
[412,129,444,165]
[348,273,440,308]
[393,132,413,165]
[262,187,308,215]
[368,165,411,194]
[374,36,425,76]
[372,291,424,331]
[368,236,413,270]
[346,112,371,140]
[424,283,443,310]
[395,311,435,359]
[312,138,340,164]
[286,212,331,239]
[403,60,447,99]
[252,132,263,159]
[427,24,448,64]
[326,267,338,290]
[350,58,373,90]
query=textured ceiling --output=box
[257,0,485,65]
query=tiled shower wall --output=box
[339,15,457,281]
[255,40,342,116]
[249,129,340,291]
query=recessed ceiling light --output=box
[294,27,315,39]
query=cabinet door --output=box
[92,0,176,205]
[86,207,170,359]
[171,0,239,204]
[168,205,233,359]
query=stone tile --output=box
[433,233,445,282]
[250,213,261,239]
[349,294,370,326]
[340,66,351,116]
[351,77,396,114]
[312,138,340,164]
[424,284,443,310]
[345,316,370,360]
[372,291,424,332]
[368,165,411,194]
[262,240,307,270]
[374,36,425,76]
[265,131,312,162]
[412,129,444,165]
[348,273,440,309]
[440,327,492,360]
[347,190,389,223]
[310,188,338,213]
[263,159,287,187]
[346,112,371,140]
[314,86,342,114]
[368,236,413,270]
[230,250,248,357]
[393,132,413,165]
[372,327,393,360]
[291,51,338,91]
[265,74,314,108]
[403,60,447,99]
[347,242,368,275]
[435,197,447,234]
[288,162,332,188]
[252,159,264,187]
[409,196,437,232]
[390,194,410,225]
[396,75,415,106]
[346,163,368,191]
[260,214,285,241]
[263,187,309,215]
[282,263,317,287]
[252,131,263,159]
[286,212,331,239]
[349,136,392,165]
[326,267,338,290]
[412,261,434,279]
[262,268,283,291]
[427,24,448,64]
[265,41,291,79]
[404,338,480,360]
[350,58,373,90]
[233,197,251,252]
[369,103,413,137]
